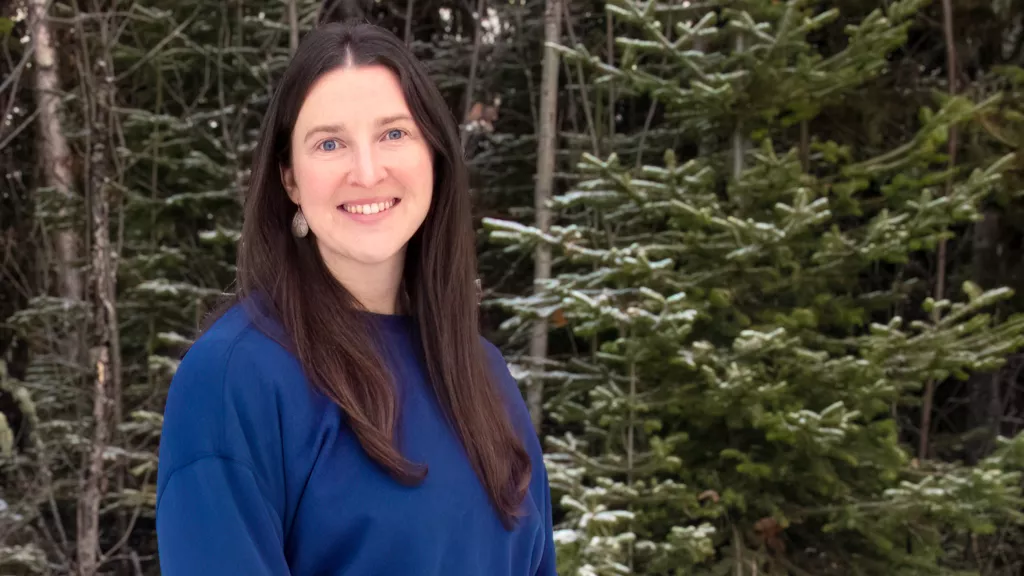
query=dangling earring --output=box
[292,208,309,238]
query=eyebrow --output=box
[302,114,415,143]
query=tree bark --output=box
[404,0,415,45]
[606,12,615,144]
[731,32,747,180]
[965,209,1001,464]
[288,0,300,55]
[28,0,83,362]
[77,4,119,573]
[528,0,562,433]
[460,0,485,151]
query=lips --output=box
[339,198,400,215]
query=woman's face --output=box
[283,64,434,279]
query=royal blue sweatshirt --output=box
[155,303,557,575]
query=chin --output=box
[318,238,406,268]
[349,250,404,266]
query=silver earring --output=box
[292,208,309,238]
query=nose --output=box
[349,144,384,188]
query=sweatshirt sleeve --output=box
[535,463,559,576]
[156,455,292,575]
[156,327,293,575]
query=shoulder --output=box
[478,336,551,514]
[168,303,301,410]
[158,303,305,480]
[479,336,539,444]
[479,336,519,396]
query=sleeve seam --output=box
[220,325,285,528]
[157,323,282,518]
[155,453,271,515]
[217,325,259,458]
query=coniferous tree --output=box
[3,0,1023,573]
[486,1,1024,574]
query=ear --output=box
[280,164,299,204]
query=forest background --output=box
[2,0,1024,574]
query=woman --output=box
[155,21,557,575]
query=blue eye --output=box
[385,129,404,141]
[320,139,338,151]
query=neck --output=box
[319,245,405,315]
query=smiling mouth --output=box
[339,198,400,215]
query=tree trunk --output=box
[288,0,300,55]
[460,0,485,151]
[731,32,747,180]
[606,12,615,144]
[965,209,1001,464]
[528,0,562,433]
[28,0,83,362]
[404,0,415,45]
[799,119,810,172]
[77,6,119,574]
[919,0,958,460]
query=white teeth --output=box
[342,199,396,214]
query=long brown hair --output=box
[207,22,531,528]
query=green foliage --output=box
[487,0,1024,573]
[3,0,537,572]
[3,0,1024,573]
[2,0,315,572]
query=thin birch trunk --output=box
[28,0,83,362]
[528,0,562,433]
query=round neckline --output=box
[359,309,415,331]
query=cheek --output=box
[396,148,434,198]
[293,160,343,204]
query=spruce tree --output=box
[486,0,1024,574]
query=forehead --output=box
[295,65,411,127]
